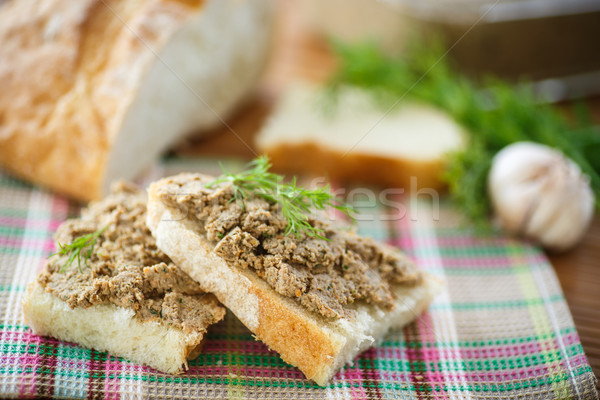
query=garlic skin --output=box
[488,142,595,251]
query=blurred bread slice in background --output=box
[0,0,275,201]
[256,83,465,190]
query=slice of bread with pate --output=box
[22,182,225,374]
[146,173,441,385]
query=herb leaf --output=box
[328,39,600,225]
[207,156,355,240]
[50,227,107,272]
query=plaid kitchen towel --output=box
[0,157,597,400]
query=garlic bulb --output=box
[488,142,595,251]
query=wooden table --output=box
[176,1,600,386]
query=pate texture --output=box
[39,182,224,335]
[155,174,422,319]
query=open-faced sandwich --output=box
[146,157,440,385]
[22,182,226,374]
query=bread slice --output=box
[255,83,465,191]
[0,0,274,201]
[22,183,226,374]
[146,174,441,385]
[22,282,218,374]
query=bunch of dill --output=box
[327,39,600,226]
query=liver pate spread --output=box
[39,182,224,335]
[157,175,423,319]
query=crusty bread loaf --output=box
[0,0,274,201]
[146,174,441,385]
[256,83,465,191]
[23,282,222,374]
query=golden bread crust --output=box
[0,0,201,200]
[264,142,447,191]
[252,283,341,383]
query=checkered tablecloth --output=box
[0,157,597,399]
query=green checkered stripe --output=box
[0,158,597,399]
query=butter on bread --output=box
[146,173,441,385]
[256,83,465,191]
[0,0,274,201]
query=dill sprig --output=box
[328,39,600,226]
[207,156,355,240]
[50,227,106,272]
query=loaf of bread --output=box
[0,0,274,201]
[146,173,440,385]
[22,183,226,374]
[256,83,465,191]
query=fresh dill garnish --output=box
[50,227,107,273]
[328,39,600,226]
[207,156,355,240]
[149,308,163,318]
